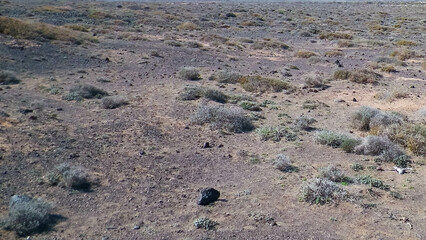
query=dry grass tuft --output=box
[333,69,382,84]
[0,16,97,44]
[177,22,198,31]
[238,76,293,93]
[295,50,317,58]
[319,32,352,40]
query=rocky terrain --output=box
[0,0,425,239]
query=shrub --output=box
[178,85,204,100]
[0,16,97,44]
[295,50,317,58]
[381,65,397,73]
[395,40,416,47]
[256,126,296,142]
[303,76,327,89]
[349,69,382,84]
[101,96,128,109]
[379,123,426,156]
[209,70,241,84]
[319,165,345,182]
[238,76,293,93]
[351,163,364,171]
[179,67,201,80]
[300,178,347,204]
[302,100,328,110]
[252,40,289,50]
[187,41,203,48]
[2,195,52,236]
[319,32,353,40]
[324,50,344,57]
[314,130,360,152]
[177,22,198,31]
[47,163,90,189]
[356,176,389,190]
[337,40,355,48]
[66,84,108,100]
[352,106,380,131]
[293,116,316,130]
[354,136,405,162]
[390,49,415,61]
[273,154,296,172]
[333,70,351,80]
[203,89,227,103]
[0,71,20,85]
[193,217,216,230]
[191,105,254,133]
[239,101,262,111]
[333,69,382,84]
[369,111,404,130]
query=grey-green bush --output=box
[101,95,128,109]
[273,154,295,172]
[0,71,20,85]
[319,165,345,182]
[293,116,316,130]
[300,178,347,204]
[2,195,52,236]
[66,84,108,100]
[178,85,204,100]
[48,163,90,189]
[191,105,254,133]
[179,67,201,80]
[354,135,405,162]
[209,70,241,84]
[193,217,216,230]
[203,89,228,103]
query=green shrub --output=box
[300,178,347,204]
[0,71,20,85]
[351,163,364,171]
[239,101,262,111]
[193,217,216,230]
[191,105,254,133]
[352,106,380,131]
[356,176,389,190]
[256,126,297,142]
[179,67,201,80]
[2,195,52,236]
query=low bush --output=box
[256,126,297,142]
[356,176,389,190]
[314,130,360,152]
[209,70,241,84]
[177,22,198,31]
[354,135,405,162]
[293,116,316,130]
[379,123,426,156]
[0,70,20,85]
[203,89,227,103]
[351,106,381,131]
[295,50,317,58]
[239,101,262,111]
[273,154,296,172]
[390,49,415,61]
[193,217,216,230]
[319,165,345,182]
[179,67,201,80]
[0,16,97,44]
[101,96,128,109]
[238,76,293,93]
[191,105,253,133]
[65,84,108,100]
[319,32,353,40]
[351,163,364,171]
[2,195,52,236]
[178,85,204,100]
[395,40,416,47]
[333,69,382,84]
[300,178,347,204]
[47,163,90,189]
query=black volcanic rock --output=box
[197,188,220,206]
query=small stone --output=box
[352,98,357,102]
[198,188,220,206]
[133,225,140,230]
[202,142,210,148]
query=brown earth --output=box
[0,0,425,239]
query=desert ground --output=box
[0,0,425,239]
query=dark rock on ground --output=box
[198,188,220,206]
